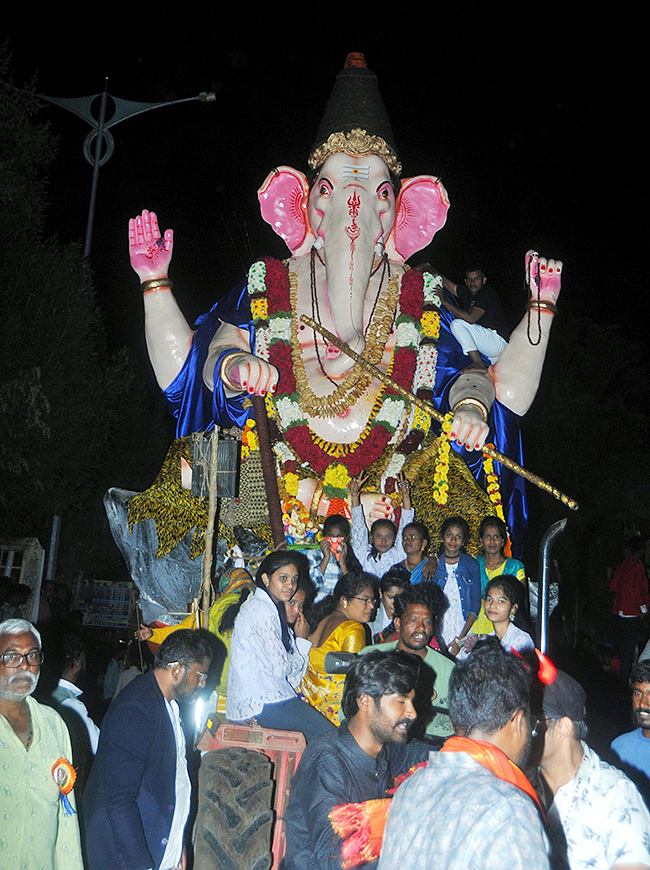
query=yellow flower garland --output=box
[323,463,352,495]
[432,412,454,505]
[240,419,259,461]
[482,447,505,521]
[284,472,300,497]
[421,309,440,339]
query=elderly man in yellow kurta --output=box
[0,619,83,869]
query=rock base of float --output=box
[104,487,204,623]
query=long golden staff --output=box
[300,315,578,511]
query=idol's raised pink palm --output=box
[129,209,174,282]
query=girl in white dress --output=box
[462,574,535,657]
[227,551,334,741]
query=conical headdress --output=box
[308,53,401,177]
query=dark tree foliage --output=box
[0,51,169,580]
[521,303,650,636]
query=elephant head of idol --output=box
[258,54,450,377]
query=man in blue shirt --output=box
[611,660,650,804]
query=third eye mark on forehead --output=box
[342,164,370,178]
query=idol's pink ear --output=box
[386,176,450,262]
[258,166,316,256]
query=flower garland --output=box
[381,271,441,493]
[482,446,513,556]
[247,258,442,508]
[239,418,259,462]
[482,446,505,522]
[432,412,454,505]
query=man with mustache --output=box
[359,584,454,740]
[436,265,510,372]
[284,651,431,870]
[611,661,650,804]
[0,618,84,869]
[378,641,550,869]
[83,629,212,870]
[541,670,650,870]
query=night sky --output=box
[5,14,642,387]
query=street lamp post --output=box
[35,82,215,584]
[39,81,216,257]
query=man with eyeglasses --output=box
[0,617,84,869]
[83,629,212,870]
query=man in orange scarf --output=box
[284,651,431,870]
[378,641,550,869]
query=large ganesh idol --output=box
[130,55,561,553]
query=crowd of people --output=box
[2,512,650,869]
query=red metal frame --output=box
[197,720,306,868]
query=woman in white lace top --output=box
[226,551,335,742]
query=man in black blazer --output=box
[83,630,212,870]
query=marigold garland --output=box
[326,496,351,520]
[432,412,454,505]
[421,310,440,338]
[247,258,444,516]
[482,446,506,522]
[323,463,352,499]
[240,419,259,462]
[482,447,513,555]
[284,472,299,497]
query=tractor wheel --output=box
[193,747,274,870]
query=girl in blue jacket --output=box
[432,516,481,657]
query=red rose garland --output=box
[249,258,440,494]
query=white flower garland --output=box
[248,260,442,495]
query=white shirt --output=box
[498,622,535,653]
[441,562,465,644]
[460,621,535,660]
[350,504,414,576]
[158,699,191,870]
[226,587,312,721]
[57,678,101,754]
[369,602,390,639]
[553,742,650,870]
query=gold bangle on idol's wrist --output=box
[451,397,488,421]
[527,299,557,314]
[219,352,246,392]
[141,278,173,294]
